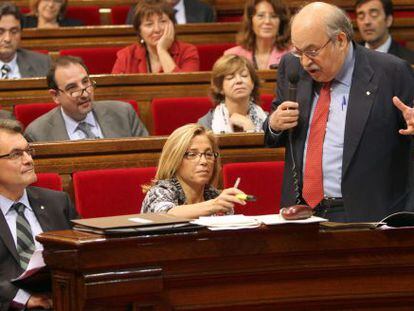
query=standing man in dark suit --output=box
[355,0,414,64]
[264,2,414,222]
[126,0,216,25]
[24,55,149,142]
[0,3,51,79]
[0,119,78,310]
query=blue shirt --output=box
[61,107,104,140]
[303,45,355,197]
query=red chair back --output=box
[217,15,243,22]
[196,43,236,71]
[31,173,63,191]
[111,6,130,25]
[66,6,101,25]
[14,103,57,129]
[72,167,157,218]
[222,161,285,215]
[118,99,139,114]
[59,47,122,74]
[260,94,275,113]
[151,97,213,135]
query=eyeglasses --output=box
[0,147,35,160]
[57,80,96,99]
[291,38,332,59]
[184,151,219,162]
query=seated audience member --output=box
[141,124,246,218]
[355,0,414,64]
[112,0,199,74]
[224,0,291,69]
[25,56,148,142]
[0,119,78,310]
[0,3,51,79]
[126,0,216,25]
[198,55,267,133]
[22,0,83,29]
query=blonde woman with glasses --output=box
[23,0,83,28]
[141,124,246,218]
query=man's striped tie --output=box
[1,64,11,79]
[12,202,35,270]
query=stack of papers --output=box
[192,215,262,230]
[253,214,327,225]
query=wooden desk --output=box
[37,224,414,310]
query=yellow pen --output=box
[235,194,257,202]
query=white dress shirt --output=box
[61,107,104,139]
[0,54,21,79]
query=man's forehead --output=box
[292,23,326,48]
[0,14,21,27]
[356,0,384,12]
[0,131,26,152]
[55,64,89,88]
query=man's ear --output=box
[49,89,60,104]
[337,32,348,49]
[386,14,393,28]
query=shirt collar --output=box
[0,189,31,216]
[334,43,355,87]
[60,107,97,135]
[174,0,185,12]
[365,35,392,53]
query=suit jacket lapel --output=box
[0,210,19,263]
[92,102,111,137]
[27,188,53,232]
[51,108,71,140]
[16,50,34,78]
[342,45,377,177]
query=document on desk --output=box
[192,215,262,230]
[252,214,328,225]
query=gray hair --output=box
[0,119,23,134]
[325,5,353,41]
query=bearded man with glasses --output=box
[264,2,414,222]
[24,55,148,142]
[0,119,78,310]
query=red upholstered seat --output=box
[66,6,101,26]
[72,167,157,218]
[260,94,275,113]
[31,173,63,191]
[222,161,285,215]
[196,43,236,71]
[59,47,122,74]
[152,97,213,135]
[111,6,130,25]
[217,15,243,22]
[14,102,57,129]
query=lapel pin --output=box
[40,205,45,210]
[366,91,371,96]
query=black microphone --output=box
[286,61,301,205]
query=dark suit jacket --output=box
[0,187,78,311]
[388,39,414,64]
[126,0,216,24]
[264,43,414,222]
[16,48,51,78]
[24,100,149,142]
[22,15,84,28]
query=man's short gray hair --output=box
[325,5,353,41]
[0,119,23,134]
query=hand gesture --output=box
[269,101,299,132]
[205,187,246,215]
[27,293,53,309]
[393,96,414,135]
[157,19,174,52]
[230,113,255,132]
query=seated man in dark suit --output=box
[126,0,216,25]
[24,55,149,142]
[0,3,51,79]
[355,0,414,64]
[0,119,78,310]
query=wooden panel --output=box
[37,225,414,310]
[0,70,277,134]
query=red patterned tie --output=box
[302,82,331,207]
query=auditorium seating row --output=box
[12,94,274,135]
[0,71,278,134]
[14,0,414,26]
[33,160,285,219]
[20,18,414,53]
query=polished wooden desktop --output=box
[37,224,414,310]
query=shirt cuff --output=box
[268,124,283,137]
[11,289,31,309]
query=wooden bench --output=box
[0,70,277,134]
[31,134,285,198]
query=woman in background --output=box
[23,0,83,28]
[198,54,267,133]
[141,124,245,218]
[112,0,199,74]
[224,0,290,69]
